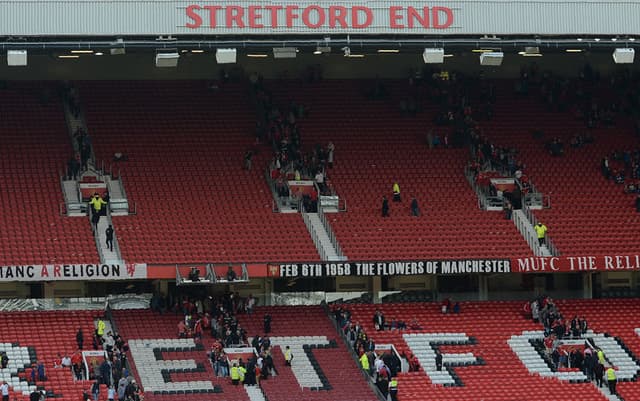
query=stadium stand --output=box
[556,298,640,401]
[267,79,534,260]
[346,301,611,401]
[0,83,99,265]
[481,79,640,255]
[113,306,376,401]
[0,310,101,401]
[79,81,319,264]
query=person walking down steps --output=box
[105,225,114,252]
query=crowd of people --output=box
[332,305,402,401]
[601,150,640,211]
[530,296,619,395]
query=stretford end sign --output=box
[185,4,454,30]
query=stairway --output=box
[512,209,553,257]
[244,385,267,401]
[302,213,345,261]
[93,212,123,265]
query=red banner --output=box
[512,255,640,273]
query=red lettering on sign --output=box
[264,5,282,28]
[226,6,245,28]
[185,5,203,29]
[40,266,49,278]
[53,265,61,277]
[203,5,221,28]
[302,5,325,28]
[351,6,373,29]
[328,6,348,28]
[389,6,404,29]
[248,5,264,28]
[432,6,453,29]
[285,5,299,27]
[407,6,429,28]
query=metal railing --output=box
[323,304,387,401]
[105,207,123,259]
[318,205,346,259]
[522,206,560,256]
[301,211,328,261]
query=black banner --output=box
[269,260,511,278]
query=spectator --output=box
[534,222,548,246]
[61,355,72,369]
[107,385,115,401]
[244,151,253,170]
[0,381,8,401]
[67,157,80,180]
[435,352,443,371]
[503,200,513,220]
[226,265,237,281]
[284,346,293,366]
[410,198,420,217]
[76,328,84,350]
[382,197,389,217]
[594,362,604,388]
[327,142,335,168]
[89,193,107,220]
[37,361,46,381]
[105,225,114,252]
[91,381,100,401]
[263,314,272,334]
[607,366,617,395]
[392,182,401,202]
[373,310,385,331]
[452,302,461,314]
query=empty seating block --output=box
[481,81,640,255]
[268,80,533,260]
[0,83,98,265]
[80,81,319,264]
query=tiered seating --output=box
[113,306,375,401]
[80,81,318,264]
[269,80,532,260]
[482,81,640,255]
[236,306,376,401]
[0,83,98,265]
[556,299,640,401]
[0,310,101,401]
[347,301,609,401]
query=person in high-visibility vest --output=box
[89,193,107,217]
[284,346,293,366]
[606,366,617,395]
[597,348,606,365]
[360,352,370,375]
[230,364,240,385]
[388,377,398,401]
[534,222,548,246]
[392,182,401,202]
[96,319,106,337]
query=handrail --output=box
[59,202,67,216]
[105,207,123,259]
[89,209,106,263]
[302,211,327,261]
[522,206,560,256]
[324,306,388,401]
[317,205,345,258]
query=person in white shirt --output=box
[107,386,115,401]
[61,355,72,368]
[1,381,9,401]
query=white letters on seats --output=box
[402,333,479,386]
[266,336,329,388]
[128,339,214,392]
[509,330,640,382]
[0,343,37,395]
